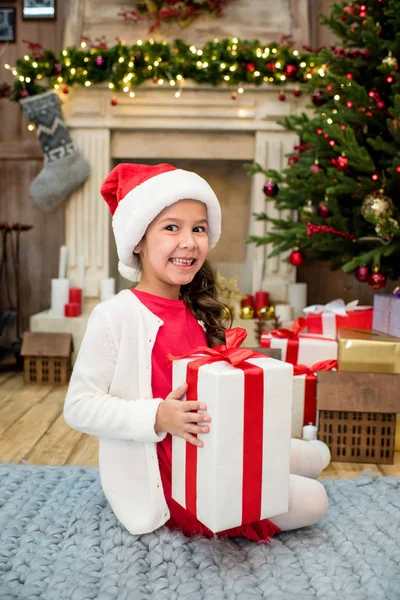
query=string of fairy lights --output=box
[4,37,326,132]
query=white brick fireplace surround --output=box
[62,83,306,301]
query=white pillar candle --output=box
[78,256,86,291]
[51,279,70,317]
[58,245,68,279]
[100,278,116,303]
[274,303,292,322]
[302,423,318,441]
[288,282,308,319]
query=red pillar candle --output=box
[69,287,82,306]
[64,302,81,317]
[241,294,254,308]
[255,291,269,313]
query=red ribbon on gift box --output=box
[168,327,268,526]
[260,318,334,364]
[293,360,338,426]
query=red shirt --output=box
[131,289,280,542]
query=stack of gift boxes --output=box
[261,294,400,455]
[167,293,399,533]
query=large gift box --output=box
[292,360,338,438]
[372,293,400,338]
[303,299,373,338]
[261,318,338,367]
[170,328,293,533]
[338,328,400,451]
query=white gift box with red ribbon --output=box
[292,361,338,438]
[303,299,373,339]
[170,329,293,533]
[261,319,338,367]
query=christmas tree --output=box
[246,0,400,290]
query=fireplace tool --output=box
[0,222,33,369]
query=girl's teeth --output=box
[171,259,193,265]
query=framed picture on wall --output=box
[0,7,16,42]
[22,0,56,20]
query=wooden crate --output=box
[21,332,73,385]
[317,371,400,464]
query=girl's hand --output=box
[155,382,211,447]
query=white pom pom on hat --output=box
[101,163,222,281]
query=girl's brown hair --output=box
[180,259,233,347]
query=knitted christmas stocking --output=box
[20,91,90,212]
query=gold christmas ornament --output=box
[361,189,395,224]
[240,306,254,319]
[222,305,234,319]
[257,305,275,320]
[375,217,399,243]
[300,200,317,221]
[382,51,398,69]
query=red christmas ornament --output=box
[310,164,321,173]
[285,64,298,78]
[294,88,302,97]
[289,249,305,267]
[396,165,400,173]
[19,90,29,98]
[316,128,323,135]
[246,63,255,73]
[343,5,355,14]
[263,181,279,197]
[346,73,353,79]
[387,76,394,83]
[346,101,353,108]
[279,92,286,101]
[111,98,118,106]
[318,202,331,218]
[153,78,158,84]
[231,92,237,100]
[355,266,369,282]
[331,156,349,171]
[266,62,276,72]
[371,174,379,181]
[312,91,326,107]
[95,55,105,67]
[367,270,386,290]
[62,87,69,94]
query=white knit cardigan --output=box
[64,289,173,534]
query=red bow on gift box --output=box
[168,327,263,367]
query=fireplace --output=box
[62,83,305,301]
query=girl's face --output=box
[135,199,210,298]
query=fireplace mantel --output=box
[63,84,307,300]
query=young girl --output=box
[64,162,328,543]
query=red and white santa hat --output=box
[101,163,221,281]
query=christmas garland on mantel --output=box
[8,37,321,103]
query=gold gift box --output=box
[338,328,400,373]
[338,328,400,450]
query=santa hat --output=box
[101,163,221,281]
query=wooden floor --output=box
[0,371,399,478]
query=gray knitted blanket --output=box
[0,464,399,600]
